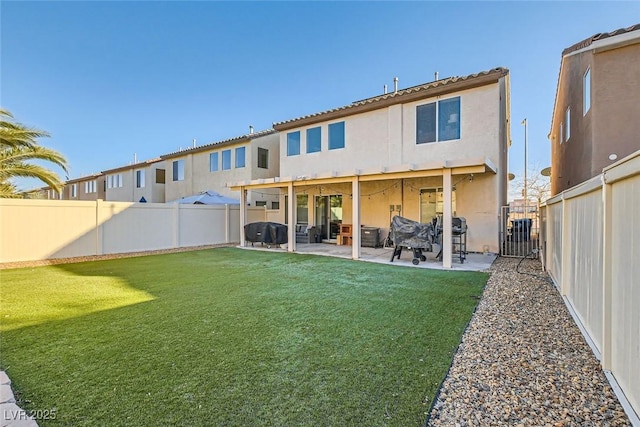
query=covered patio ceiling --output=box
[230,157,497,190]
[229,157,497,268]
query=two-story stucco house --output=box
[103,158,166,203]
[62,173,106,201]
[30,186,63,200]
[550,24,640,195]
[160,129,280,206]
[232,67,510,267]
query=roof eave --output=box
[159,129,277,160]
[102,158,163,174]
[273,69,508,131]
[160,137,251,160]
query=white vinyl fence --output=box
[542,150,640,423]
[0,199,268,263]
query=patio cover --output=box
[229,157,499,268]
[170,190,240,205]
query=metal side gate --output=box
[500,205,540,258]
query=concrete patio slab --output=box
[240,242,497,272]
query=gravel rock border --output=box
[427,257,631,427]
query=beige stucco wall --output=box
[164,154,195,203]
[551,38,640,195]
[165,133,280,206]
[130,162,166,203]
[63,176,105,201]
[592,43,640,174]
[278,172,500,253]
[250,133,280,180]
[272,81,505,252]
[105,169,135,202]
[550,50,593,194]
[279,84,502,178]
[102,162,166,202]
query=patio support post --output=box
[351,177,361,260]
[287,182,295,252]
[239,187,247,247]
[442,168,453,268]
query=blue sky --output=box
[2,1,639,191]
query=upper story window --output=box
[71,184,77,198]
[328,122,345,150]
[565,106,571,142]
[172,160,184,181]
[156,168,165,184]
[416,96,461,144]
[258,148,268,169]
[107,173,123,188]
[136,170,145,188]
[583,68,591,115]
[210,152,219,172]
[306,127,321,153]
[287,131,300,156]
[84,180,96,193]
[222,150,231,170]
[235,147,246,168]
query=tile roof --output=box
[562,23,640,56]
[160,128,277,159]
[65,172,105,183]
[101,157,163,174]
[273,67,509,130]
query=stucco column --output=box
[287,182,295,252]
[351,177,361,260]
[442,169,453,268]
[239,187,247,247]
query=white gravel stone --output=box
[427,257,631,427]
[0,371,10,385]
[0,384,16,404]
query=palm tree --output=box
[0,108,68,198]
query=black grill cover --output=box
[389,215,434,249]
[244,222,288,244]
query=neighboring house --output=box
[103,158,166,203]
[160,128,280,206]
[62,173,106,201]
[231,67,511,267]
[29,186,63,200]
[549,23,640,195]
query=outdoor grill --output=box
[244,222,288,248]
[388,215,435,265]
[435,216,468,263]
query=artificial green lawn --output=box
[0,247,488,426]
